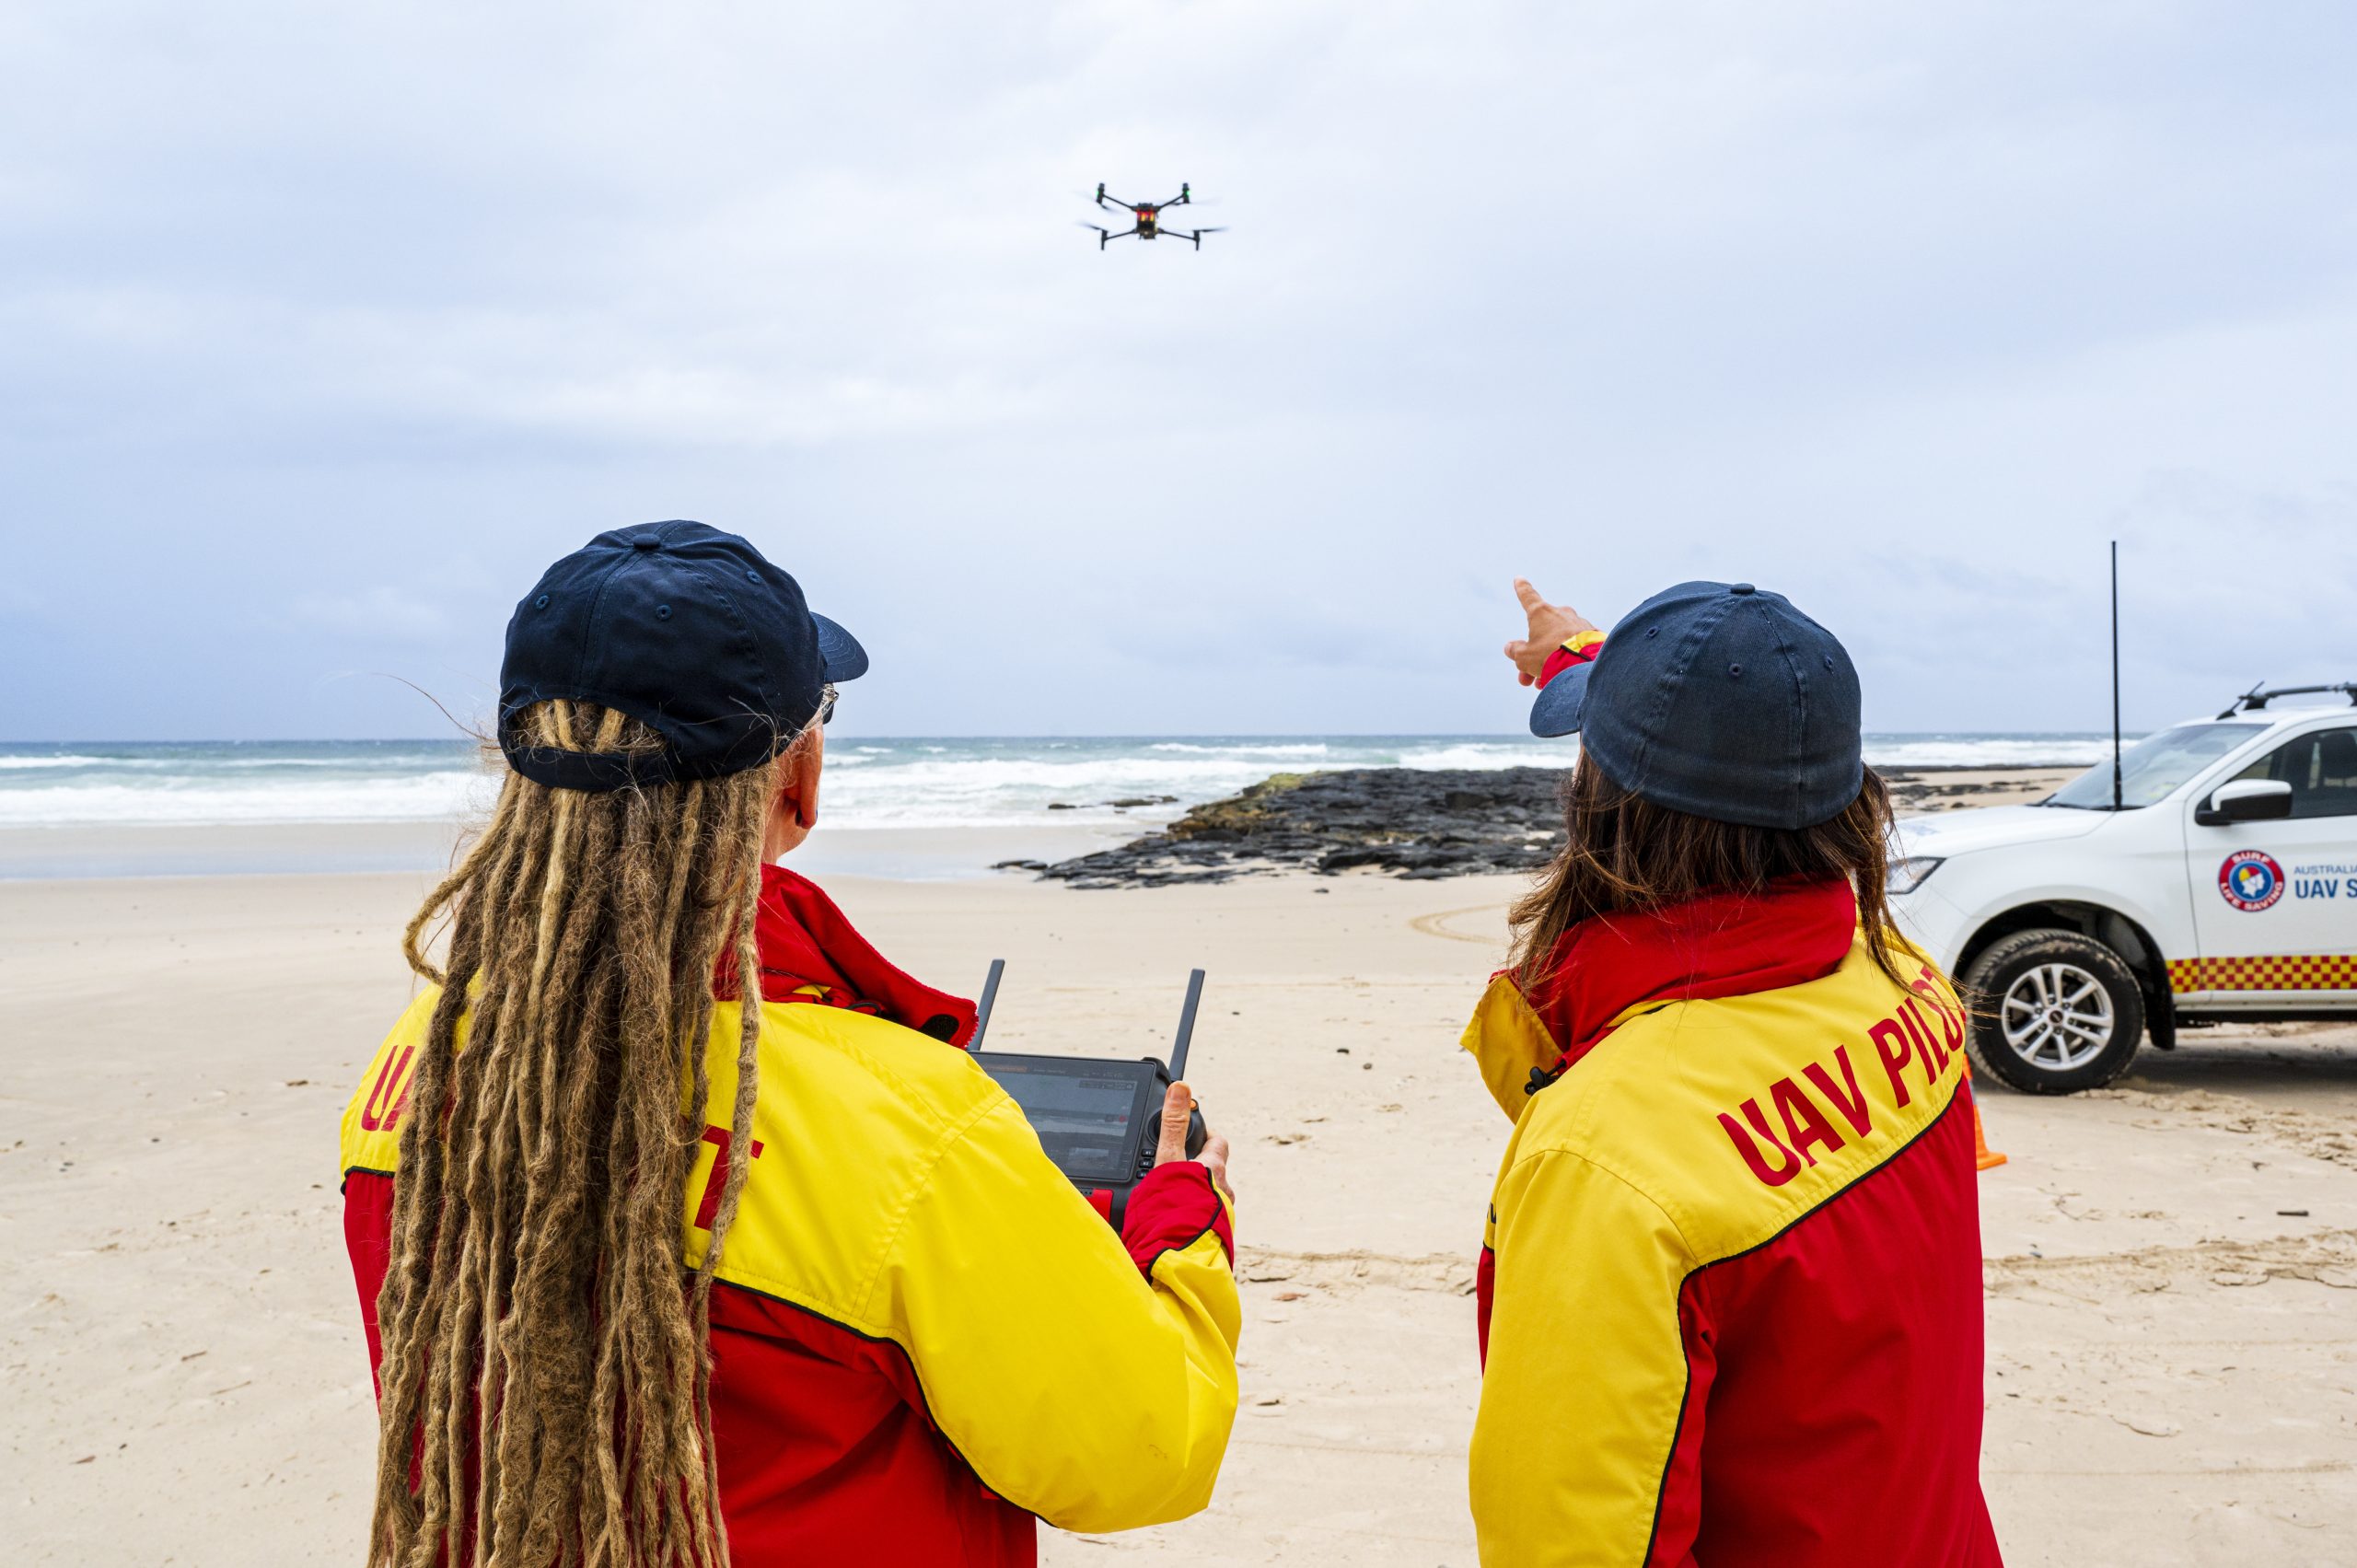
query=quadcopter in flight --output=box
[1083,182,1225,250]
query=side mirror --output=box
[2197,778,2293,826]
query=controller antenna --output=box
[1168,969,1205,1080]
[974,958,1005,1046]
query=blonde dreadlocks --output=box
[367,699,784,1568]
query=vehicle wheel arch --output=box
[1953,899,2176,1048]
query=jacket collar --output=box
[1465,878,1858,1109]
[1535,877,1858,1065]
[716,865,979,1046]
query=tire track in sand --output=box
[1409,903,1507,947]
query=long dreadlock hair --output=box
[366,699,784,1568]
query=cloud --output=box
[0,1,2352,738]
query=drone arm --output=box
[1097,192,1134,211]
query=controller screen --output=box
[988,1064,1143,1181]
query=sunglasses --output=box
[814,683,840,727]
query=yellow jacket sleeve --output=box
[1470,1147,1698,1566]
[874,1095,1242,1533]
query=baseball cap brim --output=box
[813,614,869,683]
[1528,661,1594,738]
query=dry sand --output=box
[4,845,2353,1564]
[1884,768,2082,813]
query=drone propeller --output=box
[1079,187,1223,209]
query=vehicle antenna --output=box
[974,958,1005,1046]
[2121,542,2140,810]
[1168,968,1205,1081]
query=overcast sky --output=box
[4,2,2352,741]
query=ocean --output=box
[0,734,2122,832]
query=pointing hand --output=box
[1504,579,1598,687]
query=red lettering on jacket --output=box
[1915,970,1967,1052]
[359,1045,416,1132]
[694,1125,767,1231]
[1898,999,1947,1087]
[1771,1076,1845,1166]
[1720,1101,1805,1187]
[1803,1047,1874,1139]
[1869,1018,1913,1108]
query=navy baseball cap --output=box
[1528,580,1863,830]
[498,520,866,792]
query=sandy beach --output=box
[5,819,2353,1564]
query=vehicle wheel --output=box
[1960,929,2146,1096]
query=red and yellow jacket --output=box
[1462,878,2000,1567]
[341,866,1240,1566]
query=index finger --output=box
[1154,1080,1195,1165]
[1514,577,1547,613]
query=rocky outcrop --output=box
[1001,767,1570,887]
[996,763,2074,888]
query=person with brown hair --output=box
[1463,579,2001,1566]
[337,521,1240,1568]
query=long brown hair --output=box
[1509,758,1905,991]
[368,700,779,1568]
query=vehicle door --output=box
[2182,719,2357,1004]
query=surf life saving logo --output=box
[2219,850,2286,912]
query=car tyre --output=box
[1960,928,2146,1096]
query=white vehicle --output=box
[1890,684,2357,1094]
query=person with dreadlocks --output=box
[338,522,1241,1568]
[1461,580,2000,1566]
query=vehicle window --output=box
[2046,722,2268,809]
[2230,726,2357,819]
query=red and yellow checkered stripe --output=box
[2168,954,2357,993]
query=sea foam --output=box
[0,735,2121,830]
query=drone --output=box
[1083,182,1225,250]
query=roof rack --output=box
[2215,680,2357,719]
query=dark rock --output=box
[1046,795,1182,813]
[1021,767,1570,887]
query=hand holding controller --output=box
[1156,1080,1232,1204]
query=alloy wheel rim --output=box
[2000,961,2115,1072]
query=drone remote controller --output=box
[971,961,1209,1227]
